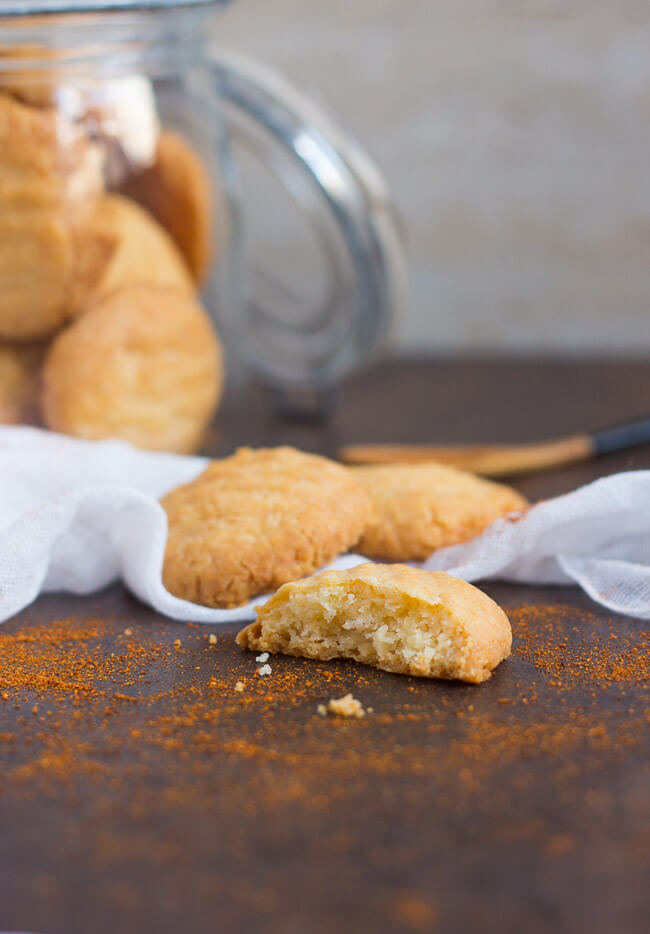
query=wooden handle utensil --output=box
[340,416,650,478]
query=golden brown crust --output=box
[86,194,195,301]
[41,285,223,453]
[119,130,213,283]
[0,339,48,425]
[352,462,527,560]
[161,448,372,608]
[237,563,512,683]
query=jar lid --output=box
[0,0,224,16]
[214,53,407,402]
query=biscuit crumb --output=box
[323,693,366,719]
[123,628,132,636]
[257,664,272,677]
[173,638,181,649]
[208,634,217,645]
[1,692,8,701]
[234,680,245,693]
[255,652,269,663]
[317,704,327,717]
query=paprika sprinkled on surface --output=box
[0,587,648,933]
[0,600,647,791]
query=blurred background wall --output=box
[215,0,650,354]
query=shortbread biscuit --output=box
[0,210,73,340]
[0,92,103,209]
[0,208,116,339]
[0,340,47,424]
[0,94,106,339]
[89,195,194,299]
[161,447,371,608]
[2,51,159,184]
[352,463,527,561]
[119,130,212,282]
[237,563,512,683]
[41,285,222,453]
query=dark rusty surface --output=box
[1,357,649,934]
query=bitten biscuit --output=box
[161,447,372,608]
[88,195,195,300]
[119,130,212,282]
[352,462,527,561]
[237,563,512,683]
[0,340,47,425]
[41,285,222,453]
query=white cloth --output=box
[424,470,650,619]
[0,427,649,624]
[0,427,366,624]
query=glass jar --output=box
[0,0,405,452]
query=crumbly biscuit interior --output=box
[260,581,467,679]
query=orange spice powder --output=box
[0,604,647,808]
[510,604,650,688]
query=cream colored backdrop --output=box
[215,0,650,353]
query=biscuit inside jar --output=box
[88,194,194,300]
[0,339,47,425]
[41,285,223,454]
[237,564,512,683]
[118,129,213,283]
[0,92,107,339]
[0,49,224,445]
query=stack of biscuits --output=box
[0,62,223,454]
